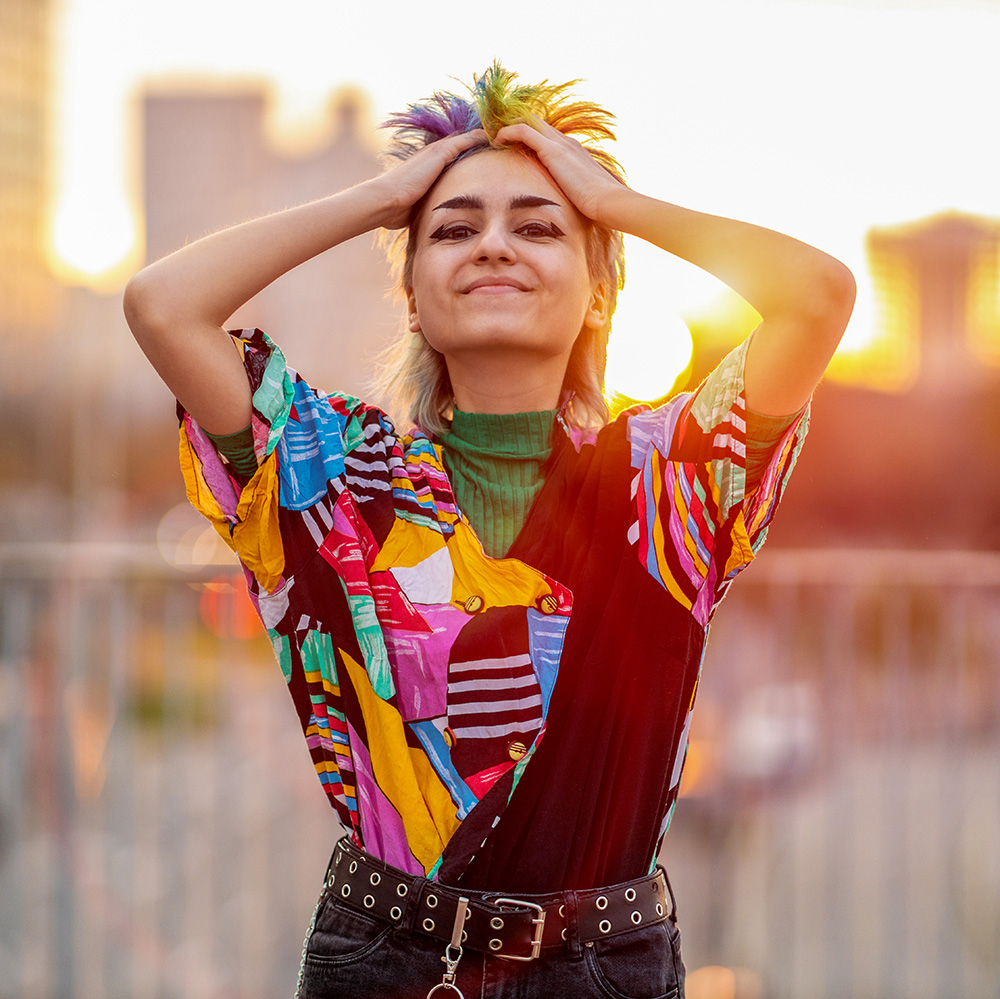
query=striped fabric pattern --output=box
[447,652,543,740]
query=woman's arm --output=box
[123,129,487,434]
[495,121,856,415]
[593,190,856,415]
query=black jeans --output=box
[297,855,686,999]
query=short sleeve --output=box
[177,328,370,593]
[626,336,809,623]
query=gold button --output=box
[464,595,484,614]
[508,741,527,761]
[538,594,559,615]
[444,727,457,748]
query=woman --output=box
[124,65,854,999]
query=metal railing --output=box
[1,544,998,999]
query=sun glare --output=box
[606,238,695,400]
[50,190,141,289]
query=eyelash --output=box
[428,222,566,241]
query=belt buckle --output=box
[493,898,546,962]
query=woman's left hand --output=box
[493,117,628,226]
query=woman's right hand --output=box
[373,129,489,229]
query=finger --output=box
[493,122,549,151]
[439,128,490,162]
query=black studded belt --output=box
[325,836,675,962]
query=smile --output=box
[463,276,530,293]
[467,284,526,295]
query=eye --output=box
[517,222,565,239]
[429,223,477,241]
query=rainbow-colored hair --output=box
[381,61,625,183]
[378,63,627,435]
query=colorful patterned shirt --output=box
[178,328,809,893]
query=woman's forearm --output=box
[598,187,855,326]
[597,187,855,414]
[125,177,397,331]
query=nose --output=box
[472,221,516,263]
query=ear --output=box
[405,287,421,333]
[583,281,611,332]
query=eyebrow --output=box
[431,194,561,212]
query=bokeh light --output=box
[156,502,237,570]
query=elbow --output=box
[820,259,857,344]
[123,267,173,346]
[796,258,857,348]
[826,259,857,320]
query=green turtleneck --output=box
[438,408,557,559]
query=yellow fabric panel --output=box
[178,427,237,551]
[371,516,447,572]
[341,650,460,874]
[447,521,552,609]
[231,451,285,591]
[724,508,755,578]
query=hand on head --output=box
[377,129,489,230]
[493,116,624,227]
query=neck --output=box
[445,347,570,414]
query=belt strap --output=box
[326,838,671,961]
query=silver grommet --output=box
[465,909,472,921]
[327,873,336,887]
[631,911,642,924]
[656,903,664,916]
[397,883,408,897]
[461,930,468,943]
[596,896,608,910]
[422,917,435,931]
[489,939,502,951]
[625,888,636,902]
[370,872,381,886]
[599,919,611,934]
[558,904,565,917]
[349,861,358,874]
[490,916,504,929]
[341,884,351,898]
[561,928,567,940]
[364,895,376,909]
[426,893,438,909]
[335,851,342,865]
[390,906,402,920]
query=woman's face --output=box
[406,149,606,372]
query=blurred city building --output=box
[0,0,61,338]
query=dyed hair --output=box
[376,62,627,437]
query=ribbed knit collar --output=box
[442,408,557,460]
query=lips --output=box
[463,276,530,293]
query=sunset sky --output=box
[49,0,998,397]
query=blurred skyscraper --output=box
[0,0,62,352]
[141,85,398,399]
